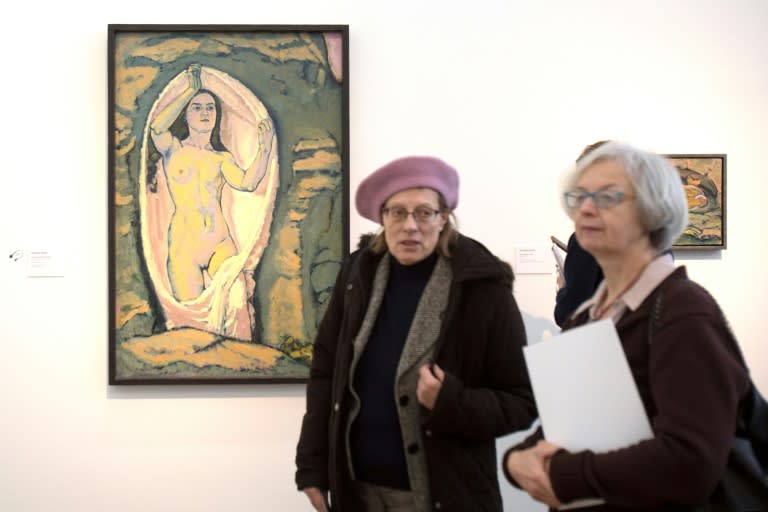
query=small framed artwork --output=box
[665,154,726,250]
[108,25,349,384]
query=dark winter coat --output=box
[295,234,536,511]
[554,233,603,327]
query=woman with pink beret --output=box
[296,156,536,511]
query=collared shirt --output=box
[572,253,676,324]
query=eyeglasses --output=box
[564,190,632,209]
[382,206,440,223]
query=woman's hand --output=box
[187,63,202,93]
[257,118,274,149]
[302,487,328,511]
[417,363,445,410]
[506,440,563,508]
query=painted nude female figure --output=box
[150,64,275,301]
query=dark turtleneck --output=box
[351,251,439,489]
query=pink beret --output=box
[355,156,460,223]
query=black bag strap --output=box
[647,283,768,469]
[648,284,744,364]
[647,287,664,341]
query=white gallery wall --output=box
[1,1,766,511]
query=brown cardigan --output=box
[503,267,750,511]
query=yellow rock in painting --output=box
[122,328,283,371]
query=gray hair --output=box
[561,141,688,252]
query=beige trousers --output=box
[351,481,418,512]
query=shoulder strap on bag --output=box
[647,288,663,342]
[647,279,768,472]
[647,278,745,364]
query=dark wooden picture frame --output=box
[108,24,349,384]
[666,154,726,250]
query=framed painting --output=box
[666,154,726,250]
[108,25,349,384]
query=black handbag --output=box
[695,381,768,512]
[649,288,768,512]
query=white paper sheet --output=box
[523,319,653,509]
[552,244,566,271]
[515,245,553,274]
[552,244,566,281]
[26,248,65,278]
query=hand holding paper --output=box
[505,441,563,508]
[522,319,653,509]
